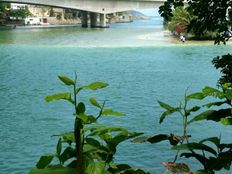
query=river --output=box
[0,11,232,174]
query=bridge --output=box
[0,0,167,27]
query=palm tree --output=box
[167,7,194,35]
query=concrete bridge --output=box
[0,0,167,27]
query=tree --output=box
[0,3,9,22]
[212,54,232,85]
[167,7,194,35]
[8,8,31,19]
[158,0,184,23]
[159,0,232,41]
[49,8,55,17]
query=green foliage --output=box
[29,74,147,174]
[159,0,232,40]
[134,80,232,173]
[45,93,72,102]
[212,54,232,85]
[158,0,184,23]
[156,4,232,169]
[0,3,9,22]
[36,155,54,169]
[8,8,31,19]
[187,0,231,39]
[167,7,194,34]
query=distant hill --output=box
[125,10,150,20]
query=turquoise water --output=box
[0,16,232,174]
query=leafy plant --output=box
[158,0,184,23]
[133,81,232,174]
[167,7,195,35]
[29,75,148,174]
[8,8,31,19]
[212,54,232,85]
[159,0,232,41]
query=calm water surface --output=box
[0,16,232,174]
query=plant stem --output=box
[74,77,84,174]
[75,118,83,174]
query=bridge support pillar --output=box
[100,13,107,28]
[81,11,88,28]
[90,12,98,28]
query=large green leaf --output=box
[220,118,232,125]
[84,82,108,90]
[36,154,54,169]
[102,109,124,116]
[203,101,227,108]
[186,92,205,100]
[78,113,96,124]
[78,113,88,123]
[159,109,179,124]
[89,97,101,108]
[75,87,84,94]
[202,86,225,99]
[84,161,110,174]
[173,143,217,156]
[58,75,75,86]
[56,138,62,156]
[85,138,101,148]
[83,144,101,153]
[189,109,232,124]
[60,147,76,164]
[180,152,209,168]
[188,110,214,124]
[219,143,232,151]
[186,106,201,116]
[89,126,127,136]
[45,93,71,102]
[207,154,232,171]
[158,101,176,110]
[108,131,142,149]
[147,134,169,144]
[132,136,151,143]
[158,101,179,123]
[225,89,232,100]
[53,132,75,144]
[133,134,169,144]
[199,137,220,147]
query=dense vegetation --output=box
[159,0,232,40]
[0,3,31,24]
[134,57,232,173]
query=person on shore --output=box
[180,35,186,43]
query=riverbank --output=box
[137,31,232,45]
[15,24,80,30]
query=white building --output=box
[11,3,27,9]
[24,17,49,25]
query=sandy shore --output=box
[137,31,232,45]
